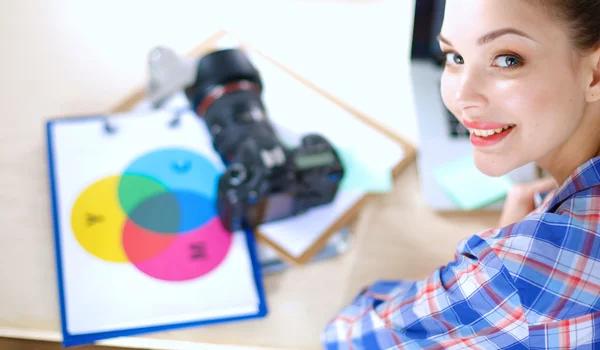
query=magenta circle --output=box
[131,217,233,281]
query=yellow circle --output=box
[71,175,128,262]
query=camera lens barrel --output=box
[184,49,263,116]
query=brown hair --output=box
[526,0,600,52]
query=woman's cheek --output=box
[492,78,572,153]
[491,79,540,122]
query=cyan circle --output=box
[122,148,221,201]
[174,190,216,233]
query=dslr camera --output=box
[149,47,345,232]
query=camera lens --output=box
[228,163,247,186]
[184,49,263,115]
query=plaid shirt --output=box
[322,157,600,349]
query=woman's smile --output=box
[461,118,516,147]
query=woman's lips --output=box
[461,119,516,147]
[469,126,515,147]
[462,119,514,130]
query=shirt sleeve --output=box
[321,232,530,350]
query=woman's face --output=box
[439,0,591,177]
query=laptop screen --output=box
[410,0,470,138]
[410,0,446,64]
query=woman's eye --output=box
[493,55,522,68]
[445,52,464,65]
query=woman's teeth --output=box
[469,125,514,137]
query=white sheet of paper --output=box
[246,49,404,178]
[257,190,364,258]
[48,109,260,335]
[244,48,406,258]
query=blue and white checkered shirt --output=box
[322,157,600,349]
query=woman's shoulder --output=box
[451,185,600,324]
[487,183,600,251]
[510,182,600,240]
[453,157,600,284]
[456,183,600,272]
[497,157,600,244]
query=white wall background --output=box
[0,0,418,145]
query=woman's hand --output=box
[498,177,557,227]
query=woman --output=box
[323,0,600,349]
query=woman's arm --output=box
[321,232,529,349]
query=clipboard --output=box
[45,107,268,347]
[111,30,416,265]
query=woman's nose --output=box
[455,68,488,111]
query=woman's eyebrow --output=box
[436,28,536,46]
[477,28,536,45]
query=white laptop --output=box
[409,0,538,211]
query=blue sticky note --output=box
[434,154,512,210]
[336,147,393,193]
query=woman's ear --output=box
[587,47,600,103]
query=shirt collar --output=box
[547,156,600,212]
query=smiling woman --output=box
[439,1,600,181]
[322,0,600,349]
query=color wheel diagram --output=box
[70,147,233,282]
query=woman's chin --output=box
[472,153,516,177]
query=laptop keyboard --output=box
[446,108,470,138]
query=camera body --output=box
[183,49,345,232]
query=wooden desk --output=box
[0,159,500,350]
[0,1,502,348]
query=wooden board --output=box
[110,29,417,265]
